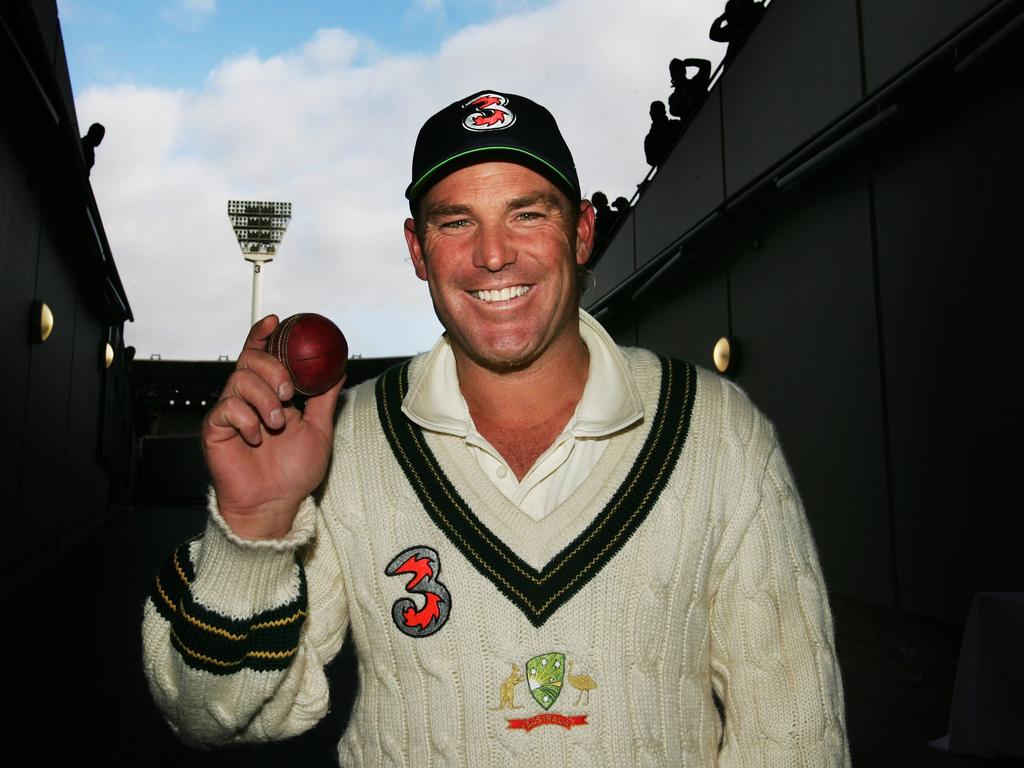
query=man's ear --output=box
[404,218,428,281]
[575,200,596,266]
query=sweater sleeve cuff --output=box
[190,491,316,618]
[206,488,317,551]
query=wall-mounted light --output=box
[713,336,736,374]
[104,342,114,368]
[33,301,54,343]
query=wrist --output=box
[214,499,299,540]
[209,489,313,546]
[219,508,297,541]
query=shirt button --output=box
[495,466,509,479]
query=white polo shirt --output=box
[401,309,645,521]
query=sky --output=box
[58,0,725,360]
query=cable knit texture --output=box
[142,348,850,766]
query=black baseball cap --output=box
[406,90,581,210]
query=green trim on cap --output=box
[407,145,576,200]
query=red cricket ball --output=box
[265,313,348,397]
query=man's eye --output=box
[440,219,470,229]
[516,211,543,221]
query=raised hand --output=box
[202,315,344,540]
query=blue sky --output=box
[57,0,723,360]
[60,1,553,91]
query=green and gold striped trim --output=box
[376,356,695,626]
[150,539,308,675]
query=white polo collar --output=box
[401,309,644,438]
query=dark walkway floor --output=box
[2,504,354,766]
[2,505,1019,766]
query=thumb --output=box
[302,375,345,437]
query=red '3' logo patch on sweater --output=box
[384,546,451,638]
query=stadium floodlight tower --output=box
[227,200,292,325]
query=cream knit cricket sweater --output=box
[143,348,850,767]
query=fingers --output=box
[204,315,343,447]
[237,315,301,403]
[206,341,294,445]
[205,367,285,443]
[236,343,295,403]
[205,393,270,446]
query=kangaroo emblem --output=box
[489,664,525,711]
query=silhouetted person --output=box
[668,58,712,123]
[81,122,105,174]
[611,196,630,217]
[710,0,765,68]
[591,191,615,247]
[644,101,681,169]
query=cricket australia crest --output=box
[489,651,597,732]
[526,652,565,711]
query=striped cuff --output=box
[150,537,308,676]
[149,492,317,676]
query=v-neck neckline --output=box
[375,355,696,627]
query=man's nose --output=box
[473,224,516,272]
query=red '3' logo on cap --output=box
[463,93,516,132]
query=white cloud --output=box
[79,0,723,360]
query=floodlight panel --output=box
[228,200,292,262]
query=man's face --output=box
[404,162,594,372]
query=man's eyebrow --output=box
[507,193,564,211]
[423,203,471,220]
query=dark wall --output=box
[589,0,1004,310]
[859,0,992,90]
[1,0,133,600]
[870,61,1022,620]
[587,0,1022,624]
[0,119,41,581]
[720,0,862,194]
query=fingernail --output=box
[278,382,293,400]
[269,408,284,427]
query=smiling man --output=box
[143,90,850,766]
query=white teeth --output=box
[473,285,530,302]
